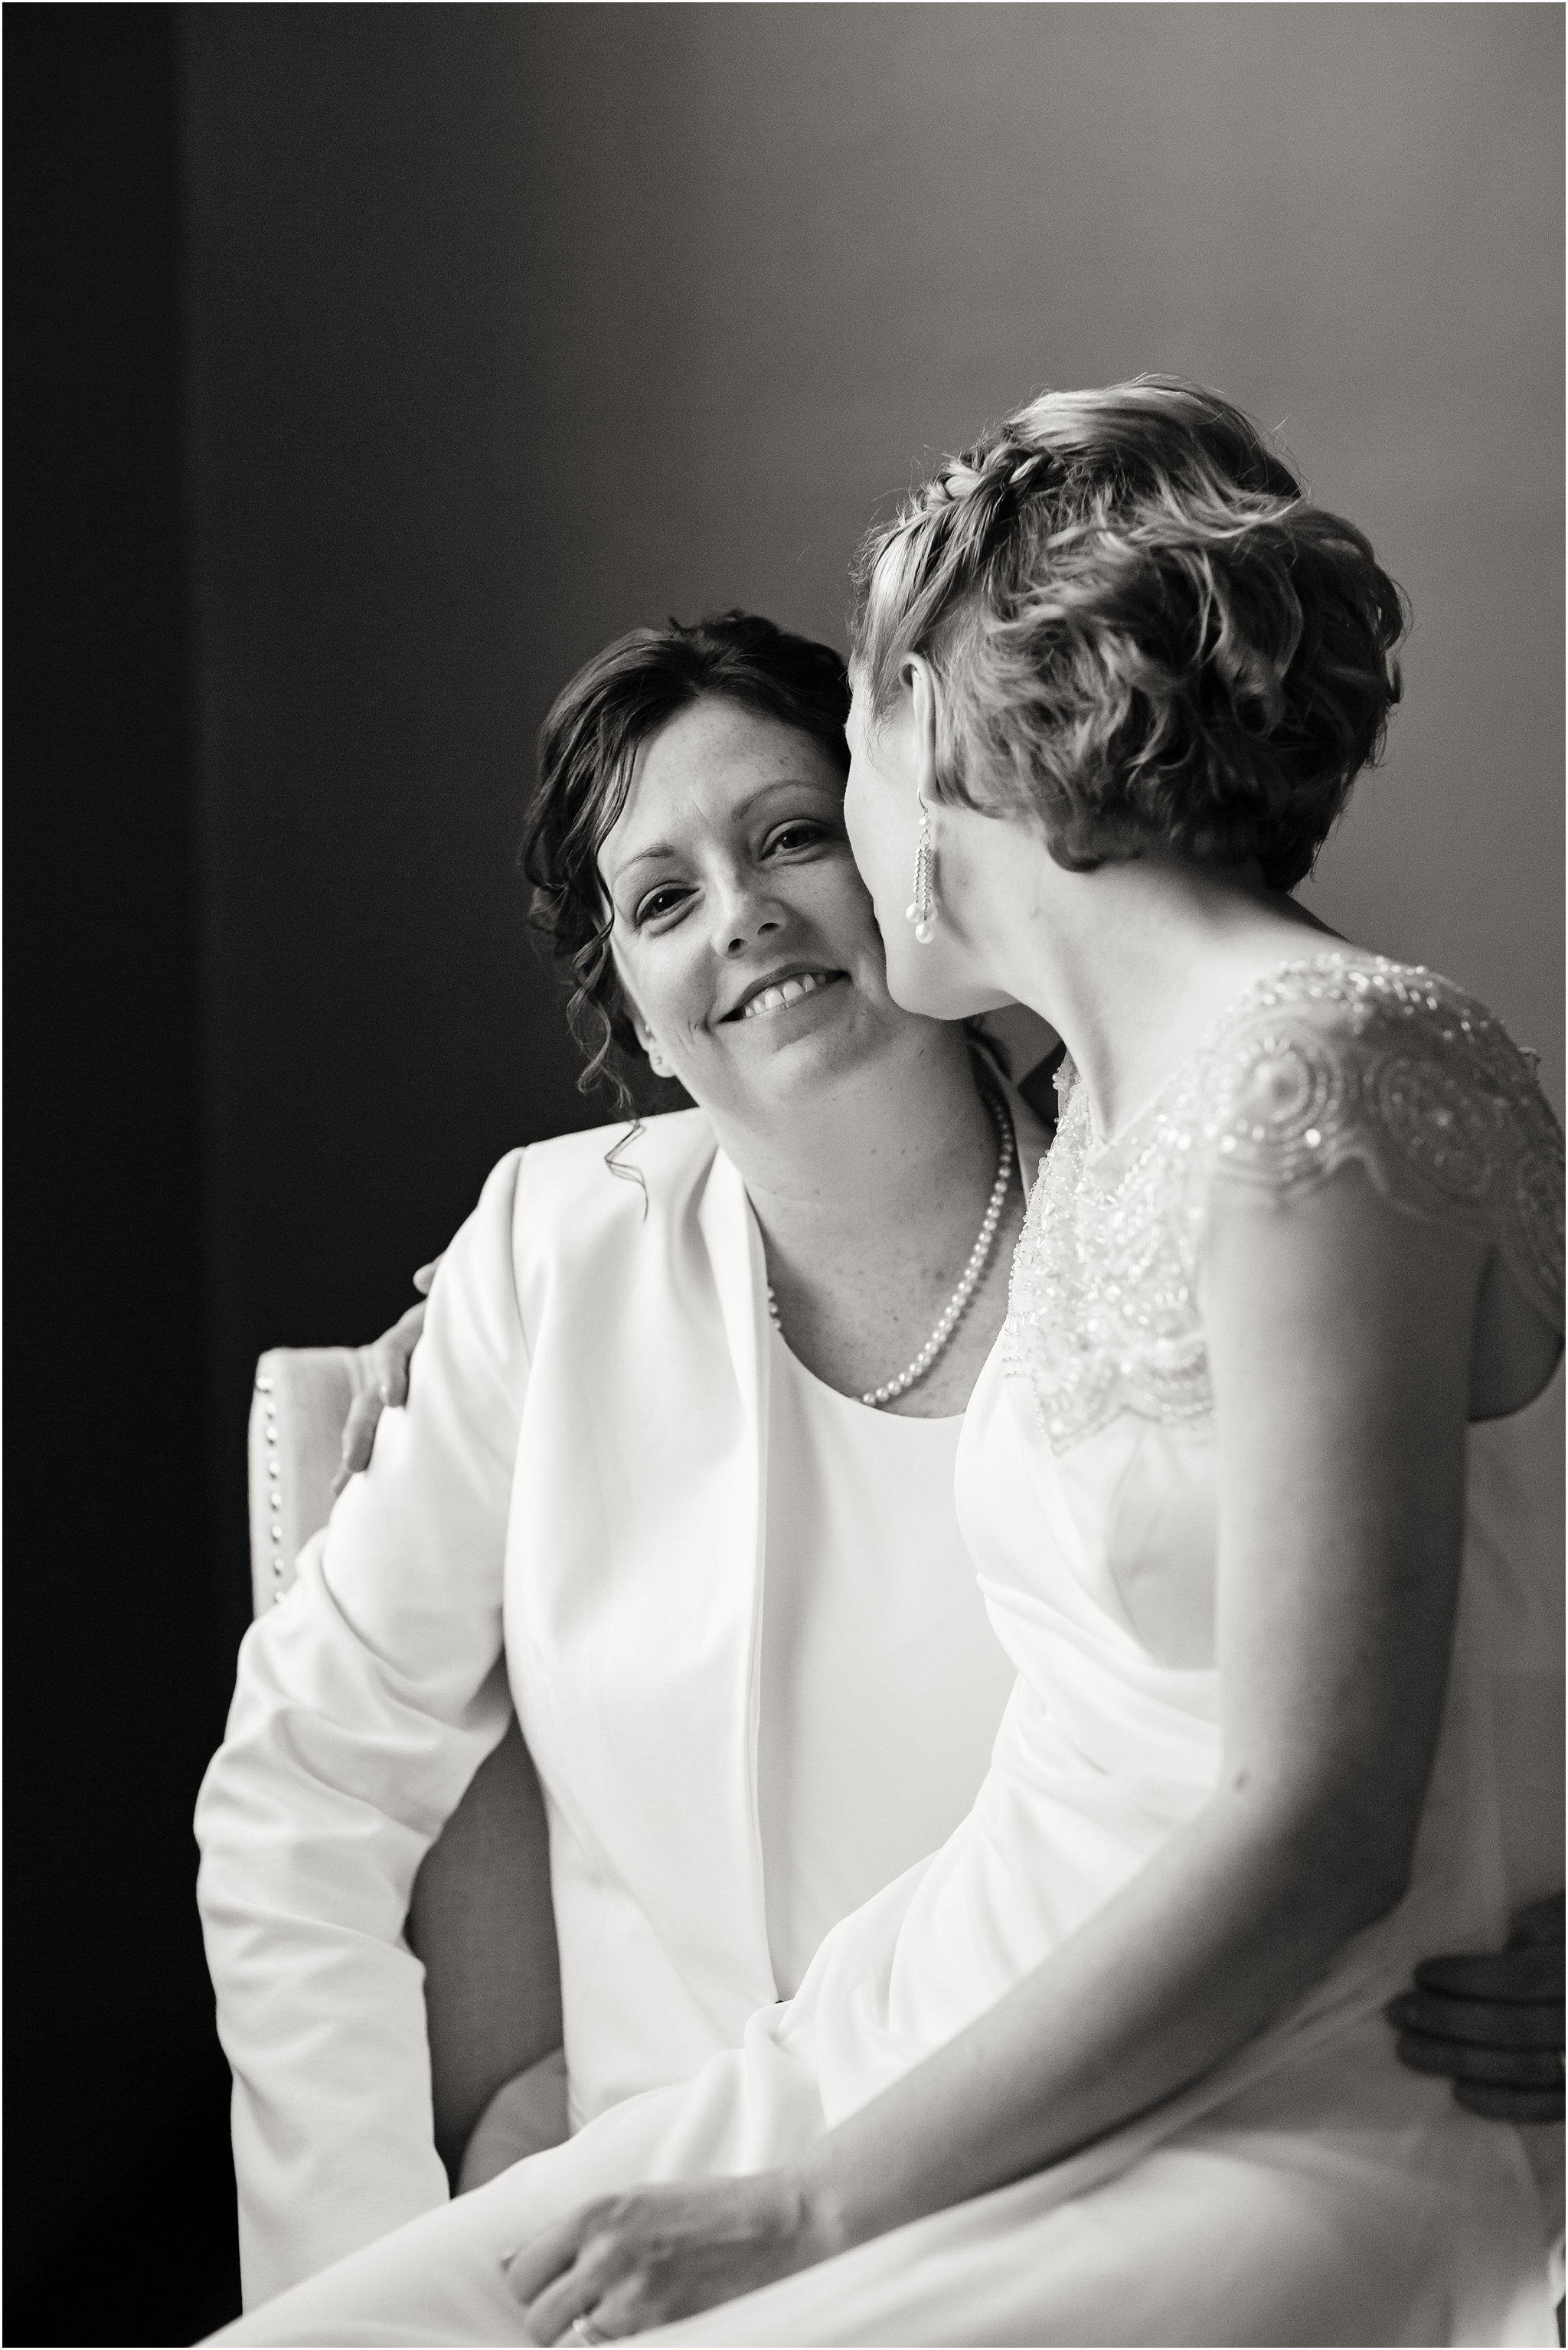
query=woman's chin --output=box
[883,953,1004,1023]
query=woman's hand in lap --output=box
[1390,1891,1564,2123]
[330,1260,440,1495]
[504,2172,842,2342]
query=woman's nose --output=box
[714,880,783,956]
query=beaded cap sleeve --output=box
[1001,953,1565,1453]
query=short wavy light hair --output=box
[851,376,1406,891]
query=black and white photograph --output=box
[8,5,1564,2345]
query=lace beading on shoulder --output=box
[1001,953,1565,1452]
[1205,959,1564,1322]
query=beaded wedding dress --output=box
[218,952,1564,2350]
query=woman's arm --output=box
[196,1159,528,2306]
[510,1161,1485,2342]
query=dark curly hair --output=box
[520,611,851,1105]
[852,376,1407,890]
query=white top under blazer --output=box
[757,1345,1013,1998]
[194,1097,1047,2303]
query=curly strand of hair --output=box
[564,916,635,1114]
[603,1115,649,1217]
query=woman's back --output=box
[942,949,1562,2019]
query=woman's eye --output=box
[635,885,688,926]
[766,822,827,855]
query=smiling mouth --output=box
[727,969,847,1021]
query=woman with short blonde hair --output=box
[211,384,1562,2348]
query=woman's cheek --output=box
[842,815,901,940]
[840,778,876,887]
[876,921,929,1012]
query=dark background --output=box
[8,6,1562,2342]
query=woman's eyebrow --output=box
[611,843,681,884]
[607,779,835,892]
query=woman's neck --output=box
[975,849,1332,1144]
[707,1025,996,1267]
[698,1023,1026,1417]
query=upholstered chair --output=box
[248,1349,564,2185]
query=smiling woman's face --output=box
[599,695,928,1125]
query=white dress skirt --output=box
[214,954,1564,2348]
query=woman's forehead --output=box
[639,696,832,787]
[601,701,842,868]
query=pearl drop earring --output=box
[906,796,937,946]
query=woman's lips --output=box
[729,969,847,1021]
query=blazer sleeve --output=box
[194,1149,531,2306]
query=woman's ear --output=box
[629,1004,675,1081]
[902,655,942,804]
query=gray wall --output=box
[184,2,1563,1590]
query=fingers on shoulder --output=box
[365,1326,415,1407]
[332,1387,387,1490]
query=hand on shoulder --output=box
[329,1258,439,1495]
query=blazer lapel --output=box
[508,1122,777,2040]
[697,1147,776,1999]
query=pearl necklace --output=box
[766,1091,1015,1409]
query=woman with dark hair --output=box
[198,609,1046,2304]
[206,384,1561,2348]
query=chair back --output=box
[249,1349,563,2175]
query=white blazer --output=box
[196,1102,1049,2303]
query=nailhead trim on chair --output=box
[256,1371,286,1603]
